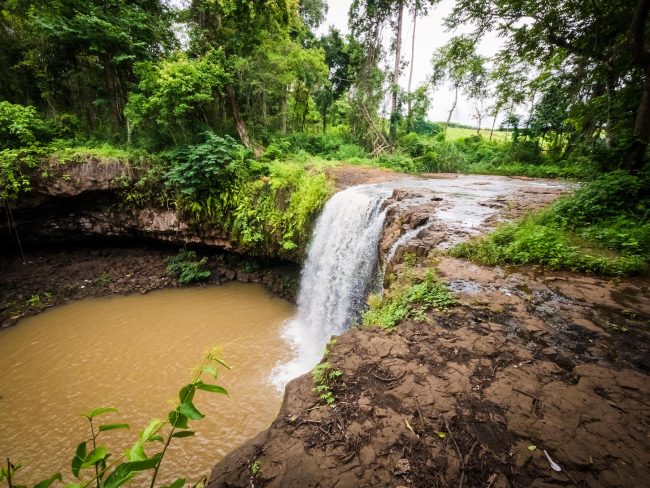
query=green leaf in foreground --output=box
[99,423,130,432]
[161,479,185,488]
[179,402,204,420]
[71,442,87,478]
[81,447,108,468]
[171,430,195,439]
[168,411,189,429]
[141,419,164,442]
[201,365,218,378]
[83,407,118,419]
[195,381,228,395]
[33,473,62,488]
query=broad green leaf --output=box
[195,381,228,395]
[71,442,87,478]
[168,411,189,429]
[104,454,164,488]
[528,445,537,451]
[102,465,136,488]
[201,366,218,378]
[99,423,130,432]
[161,479,185,488]
[141,419,164,442]
[436,431,446,439]
[82,447,108,468]
[121,453,162,472]
[178,384,196,404]
[84,407,118,419]
[179,402,204,420]
[33,473,62,488]
[148,435,164,443]
[171,430,195,439]
[125,442,146,462]
[64,484,82,488]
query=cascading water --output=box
[272,185,393,388]
[271,175,568,390]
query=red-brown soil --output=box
[209,258,650,488]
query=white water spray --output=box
[271,185,392,388]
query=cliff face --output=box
[2,158,268,257]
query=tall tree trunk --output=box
[406,9,417,134]
[302,91,309,131]
[281,85,288,134]
[389,1,404,142]
[625,0,650,171]
[445,85,459,132]
[322,105,328,133]
[261,91,268,129]
[489,108,499,140]
[226,85,253,151]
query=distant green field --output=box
[445,126,511,142]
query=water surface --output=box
[0,283,293,485]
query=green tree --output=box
[431,36,487,131]
[125,51,228,146]
[315,29,363,132]
[447,0,647,170]
[2,0,175,137]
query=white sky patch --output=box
[318,0,506,127]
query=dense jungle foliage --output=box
[0,0,648,271]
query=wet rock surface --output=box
[209,258,650,488]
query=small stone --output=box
[394,458,411,475]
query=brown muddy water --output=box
[0,283,294,485]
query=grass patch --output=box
[363,267,455,330]
[445,126,511,143]
[48,144,146,163]
[451,211,647,276]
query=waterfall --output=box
[270,175,569,389]
[271,185,392,388]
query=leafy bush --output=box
[376,151,422,173]
[451,211,647,276]
[553,171,649,225]
[420,141,469,173]
[264,133,368,162]
[163,132,252,202]
[165,249,212,284]
[227,162,334,255]
[0,101,45,148]
[363,269,455,329]
[0,148,43,202]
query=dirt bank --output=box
[0,246,299,328]
[209,257,650,488]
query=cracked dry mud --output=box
[209,257,650,488]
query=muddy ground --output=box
[0,245,299,328]
[209,257,650,488]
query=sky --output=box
[317,0,506,126]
